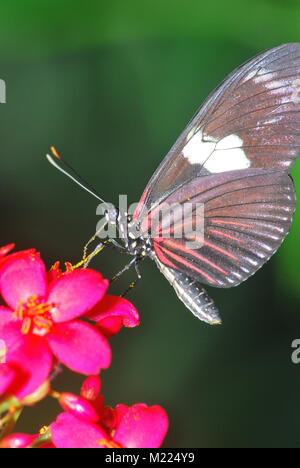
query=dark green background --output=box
[1,0,300,448]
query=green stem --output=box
[0,407,23,440]
[28,429,52,448]
[0,396,20,414]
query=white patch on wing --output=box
[183,130,216,164]
[264,80,283,90]
[183,130,250,172]
[253,72,276,85]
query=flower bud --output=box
[80,375,101,401]
[59,393,100,423]
[0,433,35,448]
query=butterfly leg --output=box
[110,257,137,283]
[106,239,128,253]
[111,256,144,298]
[120,258,143,298]
[120,276,141,298]
[135,258,142,279]
[82,237,127,269]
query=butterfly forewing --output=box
[151,169,296,288]
[134,43,300,220]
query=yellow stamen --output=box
[97,438,122,448]
[26,296,38,307]
[15,297,55,335]
[14,300,24,320]
[65,262,73,273]
[33,316,53,333]
[39,426,49,435]
[26,301,54,317]
[21,317,32,335]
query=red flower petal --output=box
[39,442,56,448]
[88,295,140,338]
[0,307,23,352]
[0,249,35,266]
[113,404,169,448]
[51,412,109,448]
[0,250,47,310]
[0,364,17,395]
[92,395,105,419]
[47,261,61,283]
[0,305,13,318]
[47,321,111,374]
[47,262,73,283]
[101,405,117,433]
[5,335,53,399]
[47,269,109,323]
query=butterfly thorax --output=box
[116,211,153,257]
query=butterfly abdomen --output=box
[153,256,222,325]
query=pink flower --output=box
[87,295,140,338]
[0,248,112,398]
[0,364,18,395]
[0,433,36,448]
[0,246,146,449]
[49,375,168,448]
[51,404,169,448]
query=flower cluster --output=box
[0,245,168,448]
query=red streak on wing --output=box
[158,221,181,237]
[159,219,189,236]
[155,242,218,285]
[191,235,238,260]
[159,218,253,237]
[208,229,245,243]
[133,187,149,221]
[203,239,238,260]
[159,238,229,275]
[210,219,253,228]
[141,203,162,232]
[159,216,205,237]
[159,226,174,236]
[154,244,180,270]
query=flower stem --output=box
[0,407,23,440]
[0,396,20,415]
[28,429,52,448]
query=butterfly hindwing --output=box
[151,168,296,288]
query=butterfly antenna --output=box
[46,146,108,207]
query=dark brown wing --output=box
[134,43,300,220]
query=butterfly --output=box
[48,43,300,325]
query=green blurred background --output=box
[1,0,300,448]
